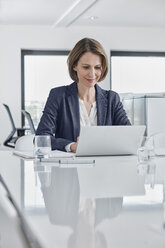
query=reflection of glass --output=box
[34,163,52,188]
[34,135,51,159]
[137,136,156,188]
[145,161,156,188]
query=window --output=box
[110,51,165,94]
[21,50,70,128]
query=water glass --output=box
[137,136,155,163]
[34,135,51,159]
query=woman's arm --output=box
[112,93,131,125]
[36,89,73,151]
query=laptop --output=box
[76,125,146,156]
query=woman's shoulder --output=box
[96,84,120,99]
[49,84,68,94]
[49,82,76,96]
[108,89,120,99]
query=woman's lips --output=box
[86,78,95,83]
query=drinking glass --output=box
[137,136,155,163]
[34,135,51,159]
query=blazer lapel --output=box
[67,82,80,140]
[96,84,108,125]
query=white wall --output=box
[1,25,165,142]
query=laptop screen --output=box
[76,125,146,156]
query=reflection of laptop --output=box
[76,125,146,156]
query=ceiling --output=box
[0,0,165,28]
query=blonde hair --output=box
[67,38,108,82]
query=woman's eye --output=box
[95,67,101,70]
[83,66,89,69]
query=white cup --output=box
[34,135,51,159]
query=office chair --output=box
[0,174,43,248]
[3,104,27,148]
[21,110,36,135]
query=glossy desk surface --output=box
[1,151,165,248]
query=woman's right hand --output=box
[70,137,79,153]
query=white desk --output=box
[0,151,165,248]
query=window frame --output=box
[21,49,70,127]
[110,51,165,90]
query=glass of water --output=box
[34,135,51,159]
[137,136,155,163]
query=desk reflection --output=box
[68,198,123,248]
[37,166,123,248]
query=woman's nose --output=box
[88,68,95,77]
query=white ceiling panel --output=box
[0,0,77,25]
[0,0,165,27]
[75,0,165,27]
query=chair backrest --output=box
[0,174,43,248]
[3,104,17,147]
[3,104,16,132]
[22,110,36,134]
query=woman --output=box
[36,38,130,152]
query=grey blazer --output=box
[36,82,131,151]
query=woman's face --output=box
[73,52,102,88]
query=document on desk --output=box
[13,150,34,159]
[49,150,75,158]
[13,149,74,160]
[13,149,95,167]
[41,156,95,168]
